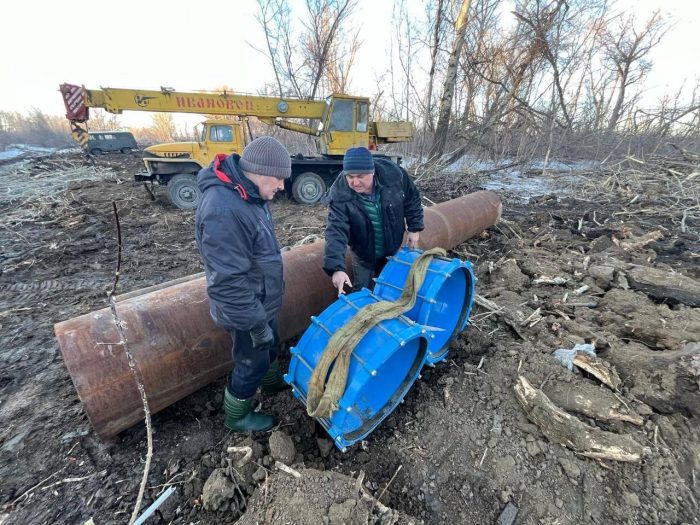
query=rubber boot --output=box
[223,389,277,432]
[260,360,292,395]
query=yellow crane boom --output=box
[84,87,328,119]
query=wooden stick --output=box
[9,468,67,507]
[572,354,622,390]
[375,465,402,504]
[106,203,154,525]
[543,381,643,425]
[227,446,253,467]
[275,461,301,478]
[475,295,526,339]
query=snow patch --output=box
[0,144,62,161]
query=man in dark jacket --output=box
[195,136,291,432]
[324,146,424,294]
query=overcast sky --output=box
[2,0,697,128]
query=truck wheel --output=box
[90,148,102,155]
[167,174,202,209]
[292,172,327,204]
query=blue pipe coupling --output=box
[285,248,475,450]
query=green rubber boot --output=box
[223,389,277,432]
[260,360,292,395]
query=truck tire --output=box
[120,147,132,154]
[90,148,102,155]
[292,172,327,204]
[167,174,202,209]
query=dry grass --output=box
[0,161,115,206]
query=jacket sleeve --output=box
[402,168,424,232]
[198,208,267,331]
[323,202,351,276]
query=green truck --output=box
[87,131,137,155]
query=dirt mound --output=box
[1,151,698,524]
[239,468,417,525]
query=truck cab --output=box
[197,120,245,160]
[138,119,246,208]
[142,119,244,173]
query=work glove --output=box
[249,321,274,351]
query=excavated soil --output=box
[0,151,698,524]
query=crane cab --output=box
[319,95,371,155]
[320,95,414,155]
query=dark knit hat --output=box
[239,136,291,179]
[343,147,375,174]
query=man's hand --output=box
[249,321,274,351]
[332,271,352,296]
[406,231,420,249]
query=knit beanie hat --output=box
[343,146,375,174]
[239,136,291,179]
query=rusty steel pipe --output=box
[54,191,501,439]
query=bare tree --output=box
[428,0,472,160]
[393,0,422,122]
[601,11,668,131]
[0,109,72,148]
[444,0,554,163]
[633,81,700,137]
[303,0,357,99]
[145,114,177,143]
[423,0,446,133]
[252,0,688,163]
[255,0,289,97]
[512,0,572,128]
[325,27,360,93]
[255,0,358,99]
[88,109,123,131]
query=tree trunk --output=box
[514,376,648,462]
[607,65,629,131]
[424,0,445,134]
[542,379,644,426]
[427,0,471,160]
[626,265,700,307]
[602,343,700,418]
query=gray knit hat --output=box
[239,136,292,179]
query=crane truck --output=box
[60,84,414,208]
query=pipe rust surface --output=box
[54,190,501,439]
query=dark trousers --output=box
[351,252,388,292]
[227,318,279,399]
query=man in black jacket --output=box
[195,136,291,432]
[324,147,424,294]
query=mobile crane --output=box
[60,84,414,207]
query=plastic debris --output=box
[133,486,176,525]
[553,343,596,371]
[497,502,519,525]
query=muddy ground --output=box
[0,150,698,524]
